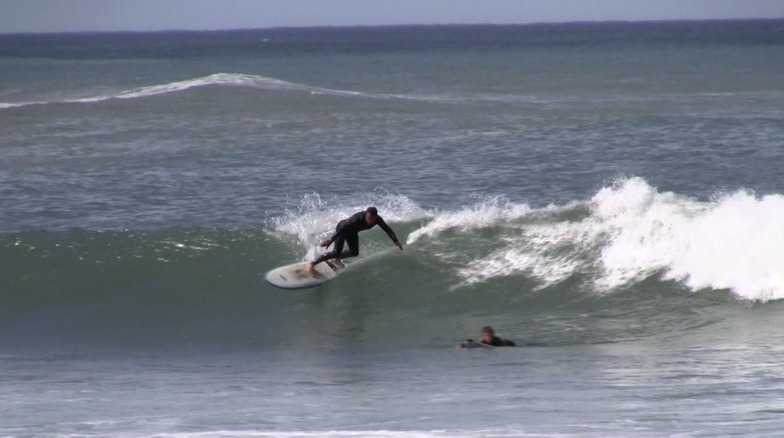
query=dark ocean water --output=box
[2,20,784,437]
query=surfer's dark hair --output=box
[366,206,378,216]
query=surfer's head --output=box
[365,206,378,224]
[481,326,495,343]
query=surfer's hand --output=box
[394,241,403,250]
[320,239,332,248]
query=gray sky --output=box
[2,0,784,33]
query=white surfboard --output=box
[458,340,495,349]
[263,260,343,289]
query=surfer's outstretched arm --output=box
[376,216,403,250]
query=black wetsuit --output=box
[483,336,516,347]
[312,211,399,265]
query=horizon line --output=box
[2,17,783,37]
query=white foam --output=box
[590,177,698,289]
[405,197,595,289]
[458,220,596,289]
[406,197,531,244]
[665,191,784,301]
[405,177,784,301]
[593,177,784,301]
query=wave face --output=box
[2,178,782,353]
[3,23,784,357]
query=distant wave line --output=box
[0,72,450,110]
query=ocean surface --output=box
[2,20,784,437]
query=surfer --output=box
[456,326,516,348]
[306,206,403,276]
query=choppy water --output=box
[2,20,784,437]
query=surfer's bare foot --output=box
[329,258,345,268]
[305,262,316,276]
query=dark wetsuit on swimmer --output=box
[311,209,400,266]
[483,336,516,347]
[456,325,516,348]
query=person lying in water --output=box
[306,206,403,276]
[456,325,516,348]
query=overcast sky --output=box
[2,0,784,33]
